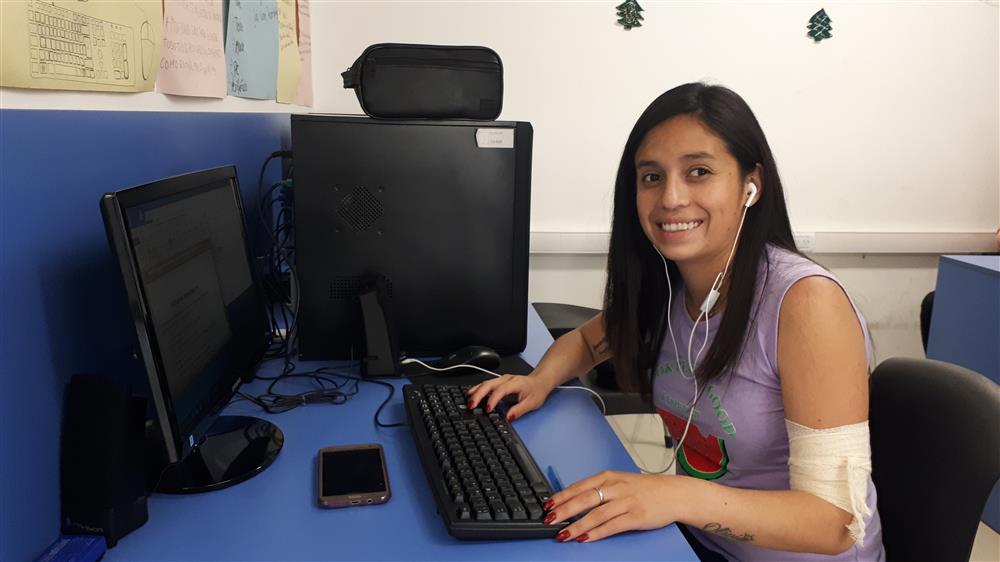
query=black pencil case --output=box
[341,43,503,120]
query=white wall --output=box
[311,1,999,236]
[529,252,940,363]
[3,0,995,362]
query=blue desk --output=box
[104,309,697,561]
[927,254,1000,532]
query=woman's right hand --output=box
[466,373,556,422]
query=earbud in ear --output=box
[745,182,758,208]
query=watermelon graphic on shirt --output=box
[657,407,729,480]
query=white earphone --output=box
[745,181,758,208]
[743,182,757,208]
[645,179,757,474]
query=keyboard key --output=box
[524,500,543,521]
[474,505,492,521]
[507,499,527,520]
[489,500,509,520]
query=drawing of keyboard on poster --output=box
[0,0,161,92]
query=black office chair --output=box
[919,290,935,354]
[531,303,653,415]
[870,357,1000,562]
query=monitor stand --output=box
[155,416,283,494]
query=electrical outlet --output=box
[793,232,816,252]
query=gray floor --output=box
[604,413,1000,562]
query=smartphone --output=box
[317,443,391,508]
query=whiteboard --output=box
[315,1,999,240]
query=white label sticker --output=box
[476,128,514,149]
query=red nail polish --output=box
[543,500,555,511]
[556,530,570,542]
[576,534,590,543]
[467,401,475,410]
[486,405,493,413]
[507,413,516,423]
[543,512,556,524]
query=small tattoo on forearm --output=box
[703,522,754,542]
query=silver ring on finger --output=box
[594,486,605,505]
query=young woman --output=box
[467,83,885,561]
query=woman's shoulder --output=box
[752,244,857,335]
[760,244,867,345]
[759,244,835,294]
[764,244,823,272]
[751,245,870,373]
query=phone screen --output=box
[321,448,387,496]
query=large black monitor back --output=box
[292,115,532,359]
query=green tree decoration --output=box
[807,9,833,42]
[616,0,644,30]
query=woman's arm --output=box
[468,312,611,419]
[550,473,855,554]
[546,276,868,555]
[534,311,613,390]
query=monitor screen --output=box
[291,115,533,360]
[101,166,267,465]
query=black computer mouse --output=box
[437,345,502,371]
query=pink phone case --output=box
[317,444,391,508]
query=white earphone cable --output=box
[400,358,608,415]
[639,183,754,475]
[658,251,684,378]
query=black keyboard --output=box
[403,383,569,539]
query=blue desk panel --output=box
[0,109,289,561]
[927,254,1000,532]
[104,309,697,561]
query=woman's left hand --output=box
[544,470,681,543]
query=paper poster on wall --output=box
[0,0,161,92]
[224,0,278,100]
[295,0,313,107]
[157,0,227,98]
[275,0,300,103]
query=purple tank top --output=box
[652,245,885,561]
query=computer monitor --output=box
[291,115,533,361]
[101,166,282,493]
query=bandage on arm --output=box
[786,419,873,547]
[577,312,612,366]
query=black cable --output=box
[237,369,360,414]
[260,182,292,293]
[254,179,299,376]
[257,173,297,372]
[266,371,357,397]
[259,188,300,372]
[254,151,293,355]
[239,361,408,428]
[315,367,408,428]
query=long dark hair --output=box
[604,83,799,394]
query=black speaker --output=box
[61,373,148,547]
[359,278,400,377]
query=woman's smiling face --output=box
[635,114,753,269]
